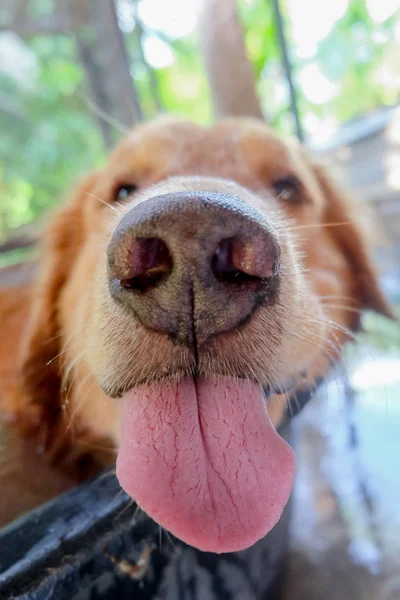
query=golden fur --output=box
[0,117,391,525]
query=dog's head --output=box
[19,117,392,553]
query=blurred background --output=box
[0,1,399,598]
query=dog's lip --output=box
[106,368,307,401]
[107,372,264,399]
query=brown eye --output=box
[115,184,137,202]
[273,176,301,204]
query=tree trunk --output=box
[200,0,264,120]
[2,0,143,148]
[73,0,142,148]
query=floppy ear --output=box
[19,173,99,436]
[313,163,394,320]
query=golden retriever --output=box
[0,117,392,552]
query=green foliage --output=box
[0,0,399,245]
[311,0,400,122]
[238,0,278,76]
[154,37,211,124]
[238,0,399,134]
[0,34,105,238]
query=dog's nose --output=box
[107,191,280,346]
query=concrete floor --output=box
[282,304,400,600]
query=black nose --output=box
[107,191,280,346]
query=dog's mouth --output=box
[116,374,295,553]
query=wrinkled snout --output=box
[107,191,280,346]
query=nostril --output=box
[231,236,279,279]
[212,237,279,284]
[111,237,172,293]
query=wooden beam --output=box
[0,261,36,288]
[0,234,36,254]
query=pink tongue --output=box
[117,377,295,553]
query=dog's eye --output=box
[273,176,301,204]
[115,184,137,202]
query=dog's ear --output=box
[313,163,394,320]
[19,173,99,434]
